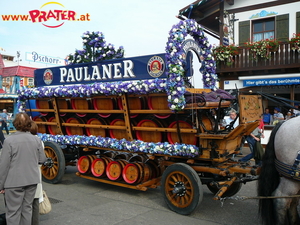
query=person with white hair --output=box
[225,109,239,128]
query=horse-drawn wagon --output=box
[17,19,263,215]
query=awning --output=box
[239,74,300,87]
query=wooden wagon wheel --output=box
[206,182,242,197]
[41,141,66,184]
[161,163,203,215]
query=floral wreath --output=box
[165,19,217,110]
[17,19,217,157]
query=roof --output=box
[0,54,38,78]
[178,0,221,37]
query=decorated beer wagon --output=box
[17,19,262,215]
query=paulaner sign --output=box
[35,54,171,86]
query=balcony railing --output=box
[216,43,300,74]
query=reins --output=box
[219,195,300,207]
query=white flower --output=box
[171,105,176,110]
[174,98,179,103]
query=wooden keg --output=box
[56,99,70,116]
[47,117,62,135]
[128,154,147,163]
[167,120,197,145]
[147,96,170,119]
[36,99,51,116]
[71,98,91,117]
[77,155,97,174]
[122,162,151,184]
[65,117,85,136]
[135,118,165,143]
[201,113,214,132]
[106,159,128,181]
[114,153,132,160]
[109,118,126,140]
[117,96,146,118]
[86,117,107,137]
[145,159,161,179]
[91,156,112,177]
[32,116,48,134]
[92,98,115,118]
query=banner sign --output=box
[35,53,169,86]
[243,77,300,87]
[26,52,66,66]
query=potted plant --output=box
[245,38,279,60]
[289,33,300,52]
[212,44,240,66]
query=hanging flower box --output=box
[212,44,240,66]
[245,38,279,60]
[289,33,300,52]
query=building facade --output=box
[179,0,300,115]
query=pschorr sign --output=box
[243,77,300,86]
[25,51,66,66]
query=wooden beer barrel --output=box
[93,98,115,118]
[86,117,107,137]
[77,155,97,174]
[117,96,145,118]
[145,159,161,179]
[122,162,151,184]
[122,163,141,184]
[147,96,170,119]
[91,156,112,177]
[106,159,128,181]
[128,154,147,163]
[135,118,165,143]
[65,117,85,136]
[32,116,48,134]
[109,119,126,140]
[47,117,62,135]
[71,98,91,117]
[114,153,132,160]
[167,120,197,145]
[36,99,51,116]
[57,99,70,116]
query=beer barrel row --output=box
[35,95,171,119]
[33,115,200,145]
[77,153,161,184]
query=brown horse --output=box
[258,117,300,225]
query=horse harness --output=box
[275,150,300,181]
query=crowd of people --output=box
[263,105,300,125]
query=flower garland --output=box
[17,78,167,111]
[38,133,200,158]
[165,19,217,110]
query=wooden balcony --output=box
[216,43,300,78]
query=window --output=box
[6,77,10,83]
[252,18,275,42]
[28,78,34,86]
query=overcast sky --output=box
[0,0,217,64]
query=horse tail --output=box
[257,121,285,225]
